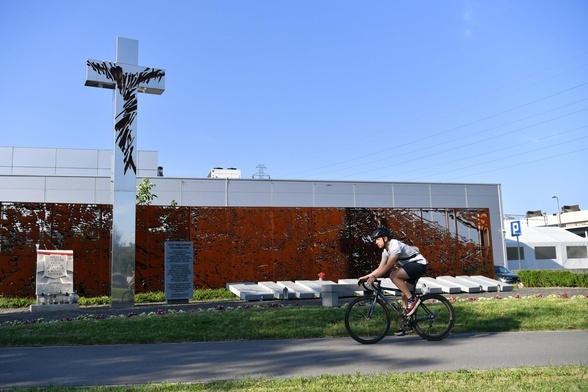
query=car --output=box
[494,265,520,284]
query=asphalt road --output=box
[1,330,587,388]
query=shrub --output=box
[0,297,35,308]
[0,288,237,309]
[192,288,236,301]
[79,296,110,306]
[135,291,165,303]
[519,270,587,287]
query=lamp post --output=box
[551,195,561,228]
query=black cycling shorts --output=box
[402,262,427,287]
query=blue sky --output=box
[1,0,586,216]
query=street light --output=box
[551,195,561,228]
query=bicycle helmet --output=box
[371,227,391,240]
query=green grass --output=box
[1,295,587,346]
[453,295,588,332]
[3,365,587,391]
[192,366,588,392]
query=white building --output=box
[503,203,588,271]
[0,147,507,267]
[504,223,588,270]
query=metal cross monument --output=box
[85,37,165,306]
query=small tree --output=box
[136,178,157,205]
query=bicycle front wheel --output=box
[411,293,455,341]
[345,296,390,344]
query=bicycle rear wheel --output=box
[345,296,390,344]
[411,293,455,341]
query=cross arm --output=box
[85,59,165,95]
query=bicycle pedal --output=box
[393,326,413,336]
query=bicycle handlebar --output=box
[357,278,381,291]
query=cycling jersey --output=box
[382,239,428,266]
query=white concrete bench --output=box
[420,277,462,294]
[258,281,296,299]
[226,282,274,300]
[435,276,482,293]
[470,275,514,291]
[458,275,499,292]
[276,281,316,299]
[228,274,513,303]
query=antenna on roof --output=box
[252,164,270,179]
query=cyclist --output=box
[358,227,428,316]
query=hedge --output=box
[518,270,588,287]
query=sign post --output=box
[510,221,522,270]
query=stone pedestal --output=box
[321,284,339,307]
[30,303,80,313]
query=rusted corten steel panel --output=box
[0,203,111,297]
[0,203,493,297]
[135,205,191,292]
[189,208,351,289]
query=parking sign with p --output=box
[510,221,522,236]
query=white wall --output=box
[0,147,158,177]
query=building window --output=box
[566,246,588,259]
[535,246,556,260]
[506,247,524,260]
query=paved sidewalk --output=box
[1,331,587,388]
[1,287,586,388]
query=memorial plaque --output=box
[35,250,74,296]
[164,242,194,303]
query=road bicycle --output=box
[344,278,455,344]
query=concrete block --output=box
[436,276,481,293]
[226,282,274,301]
[295,280,336,298]
[420,277,462,294]
[276,281,316,299]
[338,279,367,296]
[471,275,514,291]
[258,281,296,299]
[459,275,498,292]
[416,280,443,294]
[321,284,339,307]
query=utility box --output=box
[207,167,241,179]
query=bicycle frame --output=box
[368,281,443,322]
[361,281,406,321]
[346,278,455,343]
